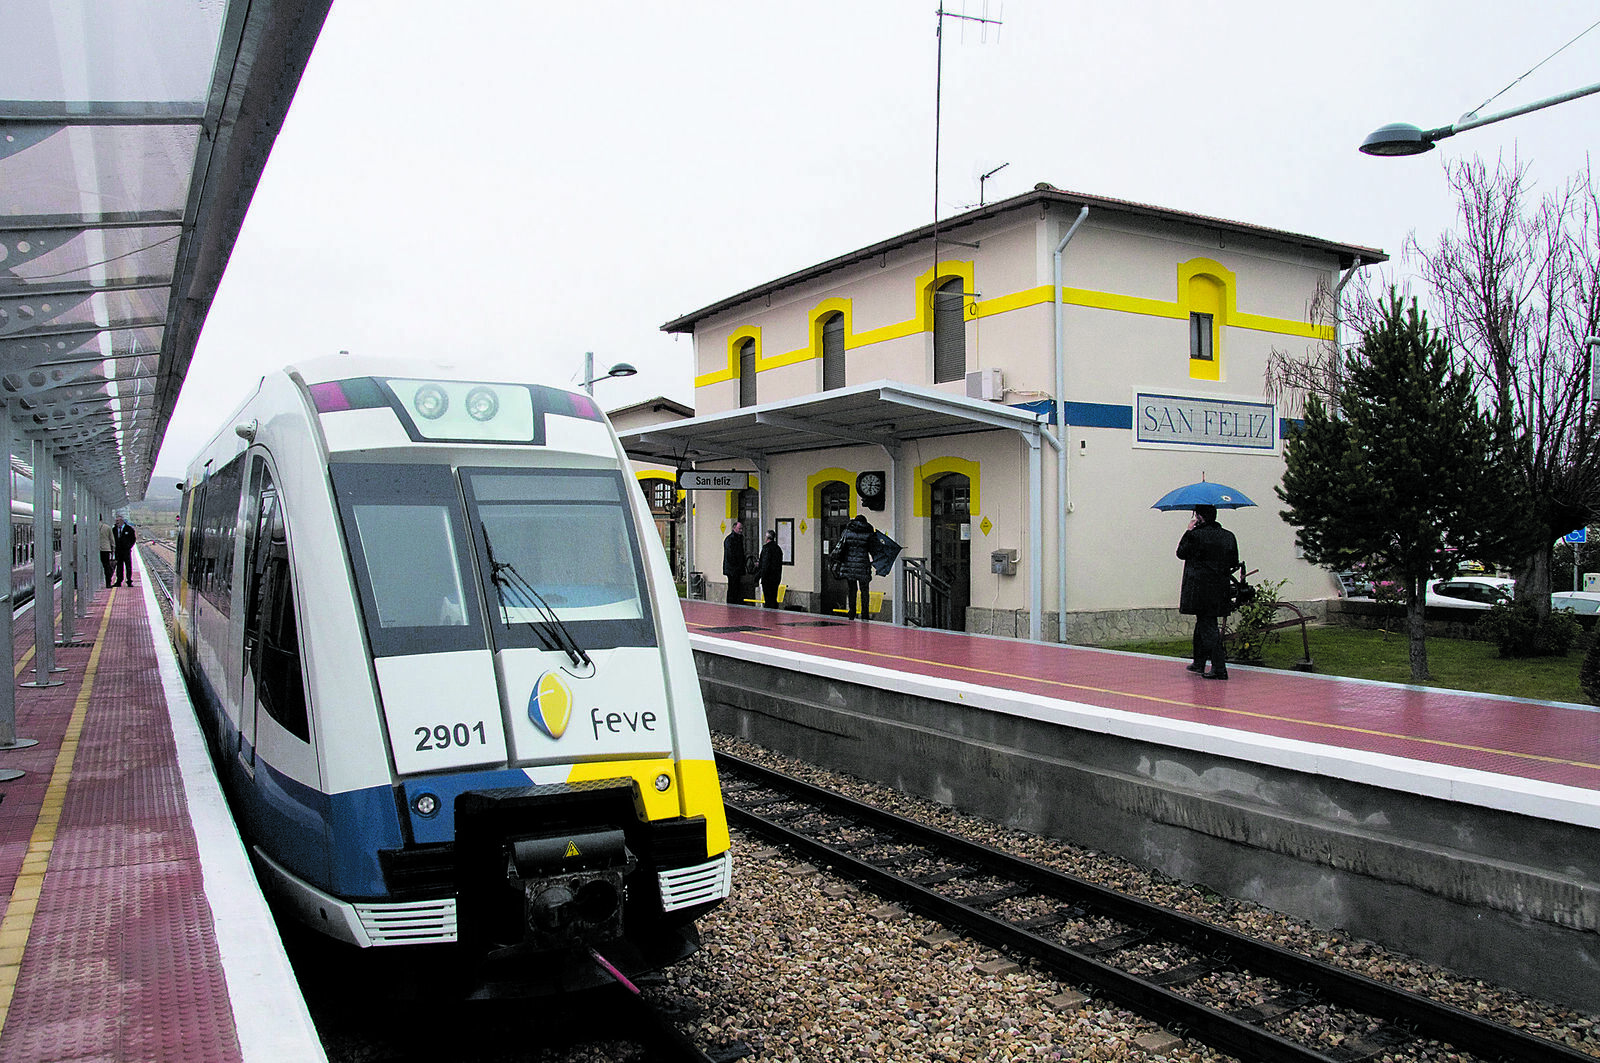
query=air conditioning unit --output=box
[965,368,1002,401]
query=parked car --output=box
[1425,576,1514,610]
[1551,591,1600,615]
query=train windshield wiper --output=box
[480,522,592,669]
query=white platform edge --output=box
[137,558,328,1063]
[692,633,1600,830]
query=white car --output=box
[1425,576,1514,610]
[1551,591,1600,616]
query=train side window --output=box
[197,455,245,617]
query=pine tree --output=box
[1278,291,1525,681]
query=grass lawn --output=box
[1107,624,1597,705]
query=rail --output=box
[716,751,1588,1063]
[899,556,951,629]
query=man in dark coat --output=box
[112,516,138,587]
[756,530,784,608]
[722,520,747,605]
[1176,503,1238,679]
[837,514,876,620]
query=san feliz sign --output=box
[1135,392,1279,453]
[676,470,751,491]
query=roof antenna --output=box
[932,3,1002,298]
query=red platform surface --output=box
[682,601,1600,801]
[0,584,242,1063]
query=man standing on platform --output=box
[98,518,115,588]
[112,515,137,587]
[722,520,747,606]
[1176,503,1237,680]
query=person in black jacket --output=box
[112,515,138,587]
[837,514,876,620]
[722,520,747,605]
[756,530,784,608]
[1176,504,1238,679]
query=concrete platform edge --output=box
[138,563,327,1063]
[693,634,1600,830]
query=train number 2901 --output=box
[415,722,489,751]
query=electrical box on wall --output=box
[965,368,1002,401]
[991,548,1018,575]
[1586,572,1598,592]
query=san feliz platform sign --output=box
[676,469,750,491]
[1134,392,1279,453]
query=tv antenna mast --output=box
[932,3,1002,294]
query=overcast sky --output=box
[151,0,1599,479]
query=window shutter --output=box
[933,278,966,383]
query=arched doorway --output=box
[818,481,849,615]
[929,472,970,630]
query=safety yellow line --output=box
[0,589,116,1033]
[690,619,1600,774]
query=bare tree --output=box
[1410,154,1600,614]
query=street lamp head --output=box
[606,362,637,380]
[1359,122,1437,157]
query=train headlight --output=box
[654,773,672,793]
[412,792,441,818]
[465,386,500,422]
[413,384,450,420]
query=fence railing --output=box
[900,556,952,630]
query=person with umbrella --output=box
[1176,502,1239,680]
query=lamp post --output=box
[1359,80,1600,156]
[581,351,638,395]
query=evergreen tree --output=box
[1278,291,1525,681]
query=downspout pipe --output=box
[1052,205,1089,642]
[1329,257,1362,414]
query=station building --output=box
[618,185,1384,641]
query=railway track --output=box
[719,750,1591,1063]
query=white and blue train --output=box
[173,356,731,993]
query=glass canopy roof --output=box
[0,0,330,505]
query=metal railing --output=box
[900,557,952,630]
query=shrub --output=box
[1476,599,1581,658]
[1581,630,1600,705]
[1230,577,1288,665]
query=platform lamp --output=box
[1359,80,1600,156]
[581,351,638,396]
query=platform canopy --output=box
[0,0,332,506]
[616,379,1048,467]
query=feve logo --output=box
[528,671,573,739]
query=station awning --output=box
[616,380,1047,467]
[0,0,331,504]
[617,380,1053,639]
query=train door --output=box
[239,456,311,774]
[929,473,970,631]
[819,482,849,614]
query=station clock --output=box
[855,470,886,511]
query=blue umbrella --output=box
[1151,479,1257,511]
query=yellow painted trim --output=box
[806,468,856,519]
[633,470,686,506]
[567,758,730,858]
[693,258,1331,396]
[914,260,977,332]
[695,326,763,388]
[722,474,759,520]
[913,456,980,518]
[0,596,115,1033]
[1063,257,1331,341]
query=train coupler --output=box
[505,829,635,947]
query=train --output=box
[10,459,61,604]
[171,356,732,995]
